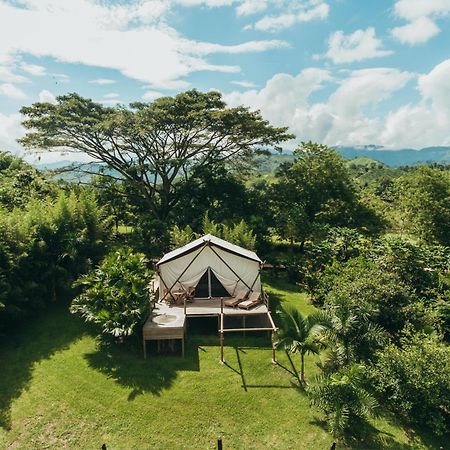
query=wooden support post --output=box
[271,330,277,364]
[220,313,225,364]
[220,331,224,364]
[182,337,185,358]
[143,338,147,359]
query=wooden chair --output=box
[238,291,262,310]
[224,290,249,308]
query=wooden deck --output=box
[142,297,275,359]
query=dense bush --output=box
[71,248,152,340]
[0,192,111,328]
[0,151,56,209]
[372,333,450,435]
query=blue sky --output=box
[1,0,450,161]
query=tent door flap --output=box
[195,268,230,298]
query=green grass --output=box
[0,279,445,449]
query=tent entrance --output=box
[195,268,230,299]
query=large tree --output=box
[271,142,361,246]
[19,90,293,221]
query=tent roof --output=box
[157,234,262,265]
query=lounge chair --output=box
[223,290,248,308]
[238,291,262,310]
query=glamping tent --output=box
[156,234,262,301]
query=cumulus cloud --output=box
[0,112,25,154]
[38,89,56,103]
[391,0,450,45]
[0,83,27,99]
[224,66,447,148]
[319,27,393,64]
[142,90,164,101]
[0,0,289,89]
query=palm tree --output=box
[276,307,327,383]
[307,364,379,437]
[321,298,386,372]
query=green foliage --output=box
[202,214,256,250]
[0,191,111,327]
[276,308,327,382]
[394,166,450,245]
[320,294,388,371]
[307,364,378,438]
[0,151,56,209]
[372,333,450,435]
[20,90,293,222]
[174,164,251,231]
[271,142,379,244]
[169,225,197,250]
[71,248,152,340]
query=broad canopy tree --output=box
[19,90,293,222]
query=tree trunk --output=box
[300,352,305,383]
[286,350,301,384]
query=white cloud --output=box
[185,39,289,54]
[236,0,268,16]
[0,112,25,154]
[391,0,450,44]
[0,0,289,89]
[231,80,257,88]
[0,83,27,100]
[251,3,329,32]
[21,62,46,76]
[391,16,440,45]
[89,78,117,85]
[224,67,417,147]
[38,89,56,103]
[224,68,333,135]
[381,59,450,148]
[393,0,450,21]
[103,92,119,99]
[320,27,393,64]
[100,99,123,106]
[142,90,164,101]
[0,66,29,83]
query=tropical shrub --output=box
[307,364,378,438]
[372,332,450,435]
[71,248,152,340]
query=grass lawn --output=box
[0,278,445,449]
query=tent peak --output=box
[157,233,262,266]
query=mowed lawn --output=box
[0,278,443,449]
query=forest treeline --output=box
[1,90,449,441]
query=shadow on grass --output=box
[0,304,86,430]
[84,339,201,399]
[222,345,304,392]
[343,421,415,450]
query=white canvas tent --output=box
[157,234,262,301]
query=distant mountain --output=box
[335,146,450,167]
[33,146,450,177]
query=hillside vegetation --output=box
[1,90,450,448]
